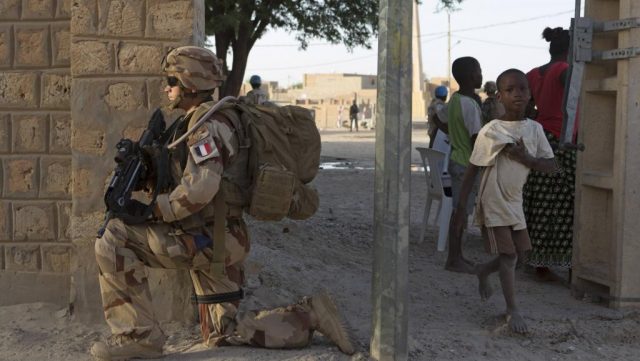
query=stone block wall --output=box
[1,0,205,321]
[0,0,73,306]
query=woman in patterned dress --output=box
[524,27,576,277]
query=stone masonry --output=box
[0,0,73,306]
[1,0,205,322]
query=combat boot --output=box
[90,327,165,361]
[306,290,355,355]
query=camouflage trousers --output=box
[95,218,314,349]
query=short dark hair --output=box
[542,27,570,57]
[452,57,479,84]
[496,68,527,91]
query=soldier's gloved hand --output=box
[141,143,166,159]
[125,200,149,218]
[141,143,171,193]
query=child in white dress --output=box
[451,69,557,334]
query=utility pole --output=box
[447,11,452,89]
[371,0,412,359]
[411,0,427,119]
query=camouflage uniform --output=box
[93,47,353,361]
[95,104,314,349]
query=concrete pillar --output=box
[69,0,205,322]
[370,0,412,359]
[572,0,640,307]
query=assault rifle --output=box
[97,108,171,237]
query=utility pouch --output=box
[249,165,296,221]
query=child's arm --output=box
[450,164,480,240]
[431,113,448,134]
[505,138,557,173]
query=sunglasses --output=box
[166,76,180,87]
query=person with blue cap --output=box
[245,74,269,105]
[427,85,448,148]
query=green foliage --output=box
[435,0,465,11]
[205,0,465,96]
[205,0,379,51]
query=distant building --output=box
[239,72,440,129]
[239,73,376,129]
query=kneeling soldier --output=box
[91,46,354,361]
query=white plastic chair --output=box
[416,147,452,251]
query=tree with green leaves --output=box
[206,0,463,97]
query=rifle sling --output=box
[191,288,243,304]
[160,115,183,146]
[211,191,227,277]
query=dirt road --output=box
[1,127,638,361]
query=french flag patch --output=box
[190,135,220,164]
[195,142,213,157]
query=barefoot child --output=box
[451,69,557,333]
[432,57,484,274]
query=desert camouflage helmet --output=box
[163,46,225,91]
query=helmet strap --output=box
[166,87,215,110]
[182,88,214,99]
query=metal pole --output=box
[370,0,412,358]
[561,0,583,145]
[447,11,452,89]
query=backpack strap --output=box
[168,96,237,149]
[210,190,227,277]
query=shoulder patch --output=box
[187,127,210,147]
[189,133,220,164]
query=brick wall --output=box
[0,0,73,306]
[0,0,204,321]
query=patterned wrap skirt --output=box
[522,131,576,267]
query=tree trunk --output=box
[214,32,231,74]
[221,51,248,96]
[221,23,252,97]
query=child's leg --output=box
[498,252,527,333]
[482,226,528,334]
[476,256,500,300]
[445,162,477,273]
[475,226,504,300]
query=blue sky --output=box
[223,0,580,87]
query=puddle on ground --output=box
[319,161,373,170]
[319,161,427,172]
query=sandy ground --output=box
[2,125,640,361]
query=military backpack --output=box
[192,99,321,221]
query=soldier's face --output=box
[164,83,181,102]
